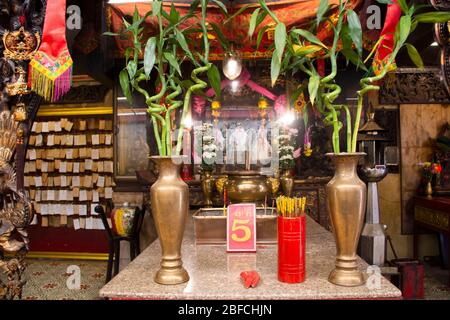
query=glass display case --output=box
[113,85,152,189]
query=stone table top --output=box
[99,215,402,300]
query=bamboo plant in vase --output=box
[107,0,222,285]
[250,0,450,286]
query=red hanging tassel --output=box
[29,0,73,102]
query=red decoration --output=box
[372,0,402,75]
[317,59,325,77]
[107,0,362,60]
[180,164,192,181]
[29,0,73,102]
[278,215,306,283]
[240,271,261,288]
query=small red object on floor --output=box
[240,271,260,288]
[391,259,424,299]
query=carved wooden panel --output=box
[415,206,449,231]
[379,68,450,104]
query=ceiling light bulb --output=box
[222,51,242,80]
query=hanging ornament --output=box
[303,126,312,157]
[294,93,306,114]
[29,0,73,102]
[258,96,268,121]
[222,51,242,80]
[211,100,221,125]
[258,96,268,110]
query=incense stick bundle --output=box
[276,196,307,218]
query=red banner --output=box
[107,0,362,60]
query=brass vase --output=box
[201,170,215,207]
[426,181,433,197]
[326,153,367,287]
[280,169,294,197]
[150,156,189,285]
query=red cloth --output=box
[372,1,402,74]
[108,0,362,60]
[29,0,73,102]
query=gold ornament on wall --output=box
[13,103,27,122]
[2,27,40,61]
[6,67,30,96]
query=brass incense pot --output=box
[216,171,279,204]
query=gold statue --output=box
[0,111,33,300]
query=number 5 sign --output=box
[227,203,256,252]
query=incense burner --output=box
[216,171,279,204]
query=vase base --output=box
[155,267,190,285]
[328,268,365,287]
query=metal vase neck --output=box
[151,156,183,181]
[328,153,366,177]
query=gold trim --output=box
[415,206,449,230]
[21,251,109,261]
[37,105,113,117]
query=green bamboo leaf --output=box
[290,84,306,106]
[133,6,140,23]
[410,19,418,33]
[293,45,323,56]
[207,64,222,99]
[103,31,119,36]
[152,0,161,16]
[163,52,182,76]
[292,29,327,48]
[308,74,320,106]
[316,0,329,27]
[397,0,409,14]
[413,12,450,24]
[123,17,131,29]
[395,15,411,47]
[127,60,137,79]
[211,0,228,15]
[124,47,133,62]
[223,4,252,24]
[256,10,268,27]
[169,3,180,24]
[375,0,393,4]
[341,48,367,71]
[176,30,195,62]
[189,0,200,11]
[346,9,363,57]
[259,0,279,23]
[119,69,132,104]
[271,49,281,87]
[248,8,260,38]
[303,105,309,127]
[405,43,424,69]
[275,23,286,62]
[210,22,230,51]
[256,25,270,50]
[144,37,156,78]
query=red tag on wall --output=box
[226,203,256,253]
